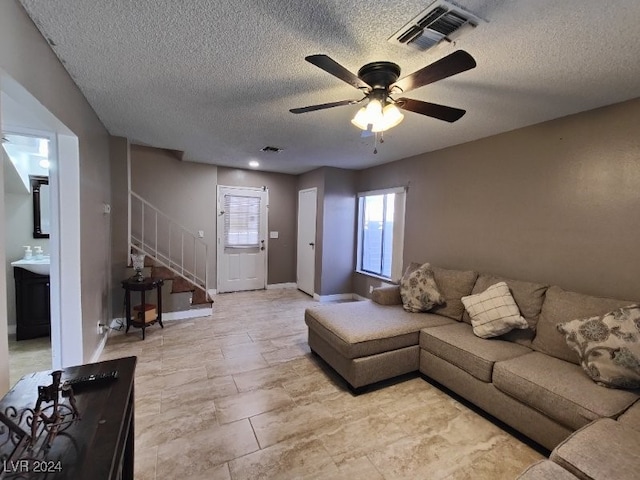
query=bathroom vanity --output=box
[12,262,51,340]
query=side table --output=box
[121,277,164,340]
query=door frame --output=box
[216,185,269,293]
[1,71,83,382]
[296,187,317,296]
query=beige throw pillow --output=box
[399,263,444,313]
[557,305,640,389]
[462,282,528,339]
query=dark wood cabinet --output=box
[14,266,51,340]
[0,357,137,479]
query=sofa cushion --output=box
[400,262,444,312]
[531,286,634,365]
[557,305,640,389]
[462,282,529,339]
[617,400,640,432]
[371,285,402,305]
[420,323,532,382]
[551,418,640,480]
[305,301,455,359]
[429,266,478,321]
[493,352,639,430]
[516,460,580,480]
[462,274,548,344]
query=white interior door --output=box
[217,186,268,293]
[297,188,317,296]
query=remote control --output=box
[63,370,118,393]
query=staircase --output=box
[129,191,213,306]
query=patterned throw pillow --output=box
[399,263,444,313]
[461,282,529,339]
[557,305,640,389]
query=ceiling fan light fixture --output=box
[374,103,404,132]
[351,99,384,130]
[352,100,404,132]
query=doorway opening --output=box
[1,71,83,390]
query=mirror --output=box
[30,175,50,238]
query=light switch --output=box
[269,231,279,239]
[197,230,204,238]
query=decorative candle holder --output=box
[130,253,145,282]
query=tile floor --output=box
[100,288,543,479]
[8,334,52,386]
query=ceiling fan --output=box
[290,50,476,132]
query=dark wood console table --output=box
[121,277,164,340]
[0,356,137,480]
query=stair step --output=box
[148,264,212,306]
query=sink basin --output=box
[11,257,50,276]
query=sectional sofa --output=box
[304,264,640,478]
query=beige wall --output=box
[218,167,297,285]
[355,98,640,301]
[1,0,112,363]
[130,145,218,297]
[109,136,129,316]
[298,167,356,296]
[0,118,7,392]
[320,168,356,296]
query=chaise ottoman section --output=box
[305,301,455,359]
[305,301,455,389]
[493,352,639,431]
[420,322,532,382]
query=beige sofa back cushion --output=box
[429,266,478,321]
[461,274,549,344]
[531,286,634,365]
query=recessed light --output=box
[249,160,260,168]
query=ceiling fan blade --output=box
[305,54,371,90]
[397,98,466,123]
[290,99,358,114]
[391,50,476,94]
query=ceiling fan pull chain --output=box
[373,132,378,154]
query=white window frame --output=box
[356,186,406,281]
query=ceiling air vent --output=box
[260,146,282,153]
[389,0,482,52]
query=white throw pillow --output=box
[557,305,640,389]
[399,262,444,313]
[462,282,528,338]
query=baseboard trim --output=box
[352,294,368,301]
[267,282,297,290]
[313,293,358,302]
[90,329,110,363]
[110,306,212,330]
[163,307,212,320]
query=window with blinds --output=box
[224,194,261,247]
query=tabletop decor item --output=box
[130,253,145,282]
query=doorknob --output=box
[309,242,315,247]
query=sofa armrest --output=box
[372,285,402,305]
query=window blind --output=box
[224,194,261,247]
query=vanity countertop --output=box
[11,257,50,275]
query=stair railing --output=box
[129,191,209,294]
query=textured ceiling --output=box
[18,0,640,174]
